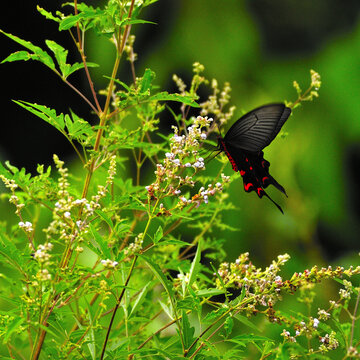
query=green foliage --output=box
[0,1,359,360]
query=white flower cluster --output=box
[44,155,117,246]
[34,243,53,264]
[200,80,236,127]
[124,233,144,256]
[101,259,119,269]
[36,269,52,281]
[18,221,34,233]
[145,116,215,205]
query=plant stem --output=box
[100,255,138,360]
[350,289,360,348]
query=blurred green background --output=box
[1,0,360,271]
[108,0,360,270]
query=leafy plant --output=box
[0,1,359,359]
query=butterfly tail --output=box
[262,190,284,214]
[267,175,288,197]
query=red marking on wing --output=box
[244,182,253,191]
[257,187,263,196]
[245,158,249,162]
[262,176,269,183]
[261,161,266,168]
[220,140,239,172]
[240,170,245,176]
[250,166,253,170]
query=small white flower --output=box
[173,159,180,166]
[174,189,181,195]
[184,162,191,167]
[313,318,319,328]
[200,133,207,139]
[64,211,71,219]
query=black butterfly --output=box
[217,104,291,213]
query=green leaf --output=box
[181,310,195,349]
[148,92,199,107]
[233,314,260,332]
[89,223,111,259]
[3,316,24,343]
[1,51,33,63]
[67,61,99,79]
[45,40,99,79]
[153,225,163,244]
[188,241,201,288]
[0,231,24,271]
[139,68,155,94]
[158,239,191,247]
[129,282,150,319]
[94,210,114,230]
[59,8,105,31]
[37,6,61,23]
[0,30,55,70]
[227,334,273,344]
[140,254,174,299]
[45,40,69,77]
[196,288,225,297]
[120,18,157,27]
[224,317,234,338]
[13,101,65,133]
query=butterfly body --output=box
[217,104,291,213]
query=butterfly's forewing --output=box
[224,104,291,152]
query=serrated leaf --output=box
[181,310,195,349]
[89,223,111,259]
[45,40,69,77]
[0,232,24,270]
[196,288,225,297]
[59,8,105,31]
[37,6,61,23]
[13,101,65,133]
[224,316,234,337]
[148,92,199,107]
[158,239,191,247]
[129,282,150,319]
[3,316,24,343]
[67,61,99,79]
[120,18,157,27]
[227,334,272,344]
[0,30,55,70]
[139,68,155,93]
[233,314,260,332]
[94,210,113,230]
[1,51,32,63]
[140,254,174,300]
[188,241,201,288]
[153,225,163,244]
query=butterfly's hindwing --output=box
[224,144,286,213]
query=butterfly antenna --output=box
[205,150,221,164]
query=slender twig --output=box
[74,0,102,113]
[349,289,360,348]
[100,255,138,360]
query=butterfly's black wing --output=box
[225,144,287,213]
[224,104,291,152]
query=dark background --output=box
[1,1,360,267]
